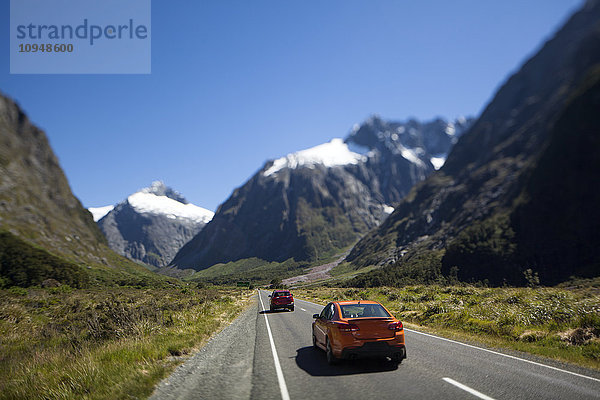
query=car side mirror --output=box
[313,314,320,319]
[268,295,271,297]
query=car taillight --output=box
[388,321,403,331]
[337,323,359,332]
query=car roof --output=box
[335,300,380,305]
[273,289,290,293]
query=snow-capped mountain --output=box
[263,138,366,176]
[170,116,471,271]
[93,181,214,268]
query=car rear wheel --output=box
[390,353,404,365]
[290,306,294,311]
[269,305,274,312]
[326,338,339,365]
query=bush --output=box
[441,215,520,285]
[578,313,600,331]
[0,231,89,288]
[8,286,27,296]
[349,249,445,287]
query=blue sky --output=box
[0,0,583,211]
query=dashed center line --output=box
[443,377,495,400]
[300,308,307,312]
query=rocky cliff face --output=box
[0,93,107,263]
[95,182,213,268]
[171,116,470,271]
[347,0,600,286]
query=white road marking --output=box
[300,308,307,312]
[443,377,495,400]
[407,329,600,383]
[258,291,291,400]
[296,297,600,384]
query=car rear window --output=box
[273,291,291,297]
[340,303,391,318]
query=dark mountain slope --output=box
[172,160,388,270]
[510,70,600,284]
[347,1,600,286]
[0,93,105,259]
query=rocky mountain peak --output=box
[141,181,188,204]
[95,183,213,268]
[346,115,473,171]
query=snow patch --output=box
[399,144,426,167]
[127,192,214,223]
[383,205,395,214]
[144,181,166,194]
[89,205,114,222]
[430,156,446,170]
[264,138,366,176]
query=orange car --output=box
[312,300,406,365]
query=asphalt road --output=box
[151,290,600,400]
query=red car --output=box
[312,300,406,365]
[269,289,294,312]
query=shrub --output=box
[0,231,89,288]
[441,215,520,285]
[8,286,27,296]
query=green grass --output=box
[0,286,253,400]
[294,285,600,370]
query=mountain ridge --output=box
[346,0,600,286]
